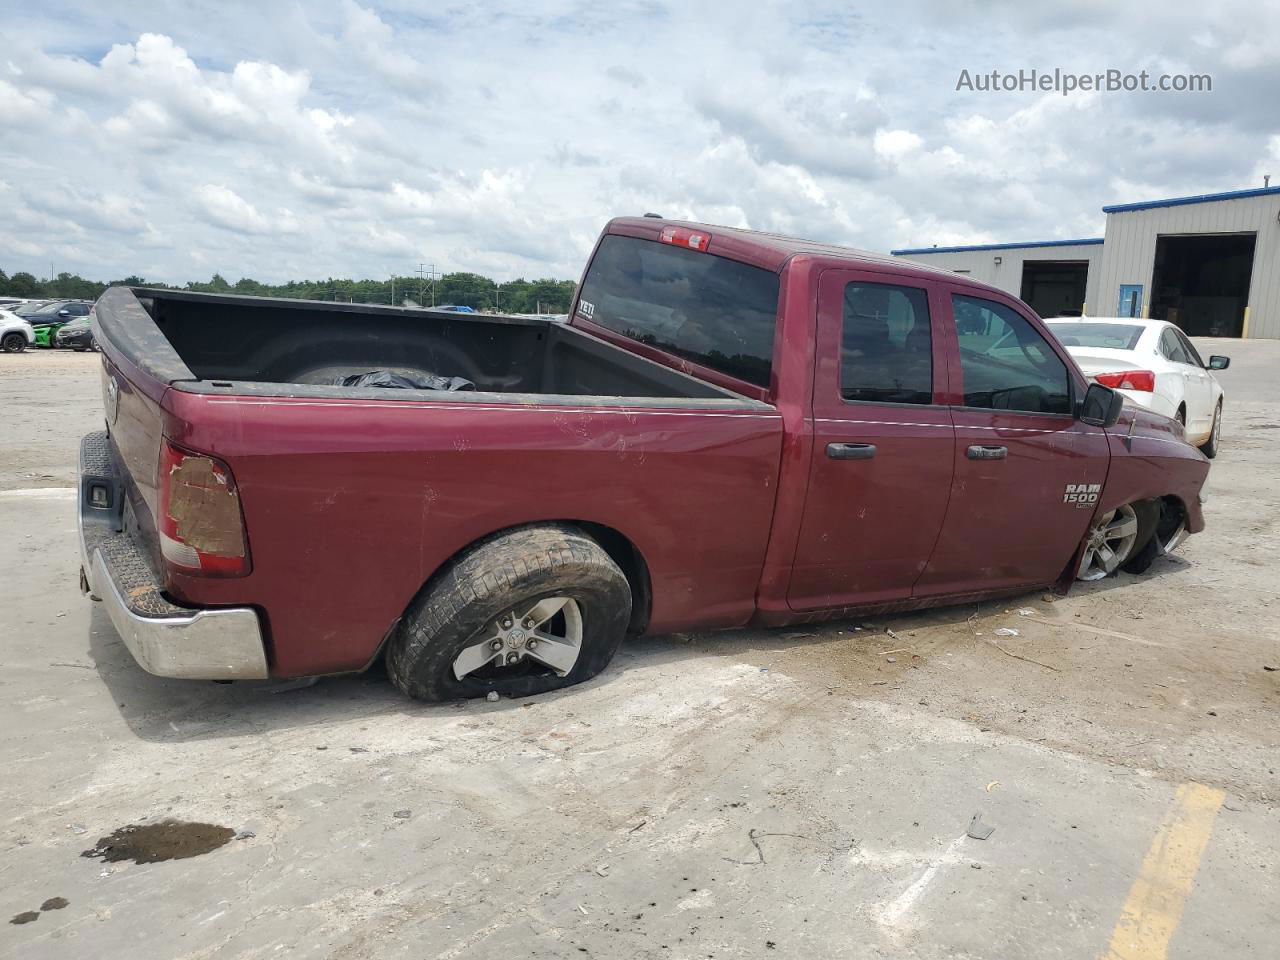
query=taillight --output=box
[659,226,712,251]
[157,439,250,577]
[1094,370,1155,392]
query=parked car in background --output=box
[79,217,1210,701]
[1,312,35,352]
[8,300,57,317]
[55,313,98,351]
[1046,317,1229,458]
[27,300,91,347]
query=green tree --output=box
[6,271,41,297]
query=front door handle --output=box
[827,442,876,460]
[967,444,1008,460]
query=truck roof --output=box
[606,216,993,291]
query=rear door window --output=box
[575,234,780,387]
[840,282,932,404]
[953,294,1071,414]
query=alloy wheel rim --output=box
[452,597,583,681]
[1078,504,1140,581]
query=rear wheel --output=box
[1200,401,1222,459]
[1,333,26,353]
[387,525,631,701]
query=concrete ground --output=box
[1,343,1277,960]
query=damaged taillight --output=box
[157,439,250,577]
[659,226,712,251]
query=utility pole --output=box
[493,280,502,313]
[416,263,438,307]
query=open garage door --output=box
[1151,233,1255,337]
[1020,261,1089,317]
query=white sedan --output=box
[1045,317,1230,458]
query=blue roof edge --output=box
[1103,185,1280,213]
[890,238,1104,256]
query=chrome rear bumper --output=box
[78,431,269,680]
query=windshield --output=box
[575,234,780,388]
[1047,322,1145,350]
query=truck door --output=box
[786,269,955,610]
[915,287,1111,595]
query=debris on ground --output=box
[1017,608,1035,616]
[986,640,1060,672]
[486,691,500,702]
[966,814,995,840]
[9,912,40,925]
[994,628,1020,637]
[393,810,412,819]
[40,898,68,911]
[985,780,1000,793]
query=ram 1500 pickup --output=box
[78,217,1208,699]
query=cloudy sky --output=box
[1,0,1277,285]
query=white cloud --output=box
[0,1,1274,285]
[195,184,298,235]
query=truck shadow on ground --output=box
[86,554,1193,744]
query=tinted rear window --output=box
[1046,322,1144,350]
[575,234,780,387]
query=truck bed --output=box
[99,288,735,402]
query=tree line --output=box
[0,268,579,314]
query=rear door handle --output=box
[827,442,876,460]
[967,444,1008,460]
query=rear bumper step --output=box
[78,431,269,680]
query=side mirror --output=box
[1208,355,1230,370]
[1079,382,1124,427]
[58,309,70,317]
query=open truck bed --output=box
[99,287,736,402]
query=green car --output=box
[32,322,66,348]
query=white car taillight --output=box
[157,439,251,577]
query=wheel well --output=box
[1154,495,1187,544]
[573,521,652,636]
[409,520,653,638]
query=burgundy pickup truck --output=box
[78,217,1208,700]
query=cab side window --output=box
[1173,329,1204,367]
[840,282,933,405]
[953,294,1070,414]
[1160,328,1190,363]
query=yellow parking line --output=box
[1102,782,1225,960]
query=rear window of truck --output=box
[575,234,780,387]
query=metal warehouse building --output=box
[891,185,1280,339]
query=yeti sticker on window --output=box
[1063,483,1101,507]
[576,299,595,320]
